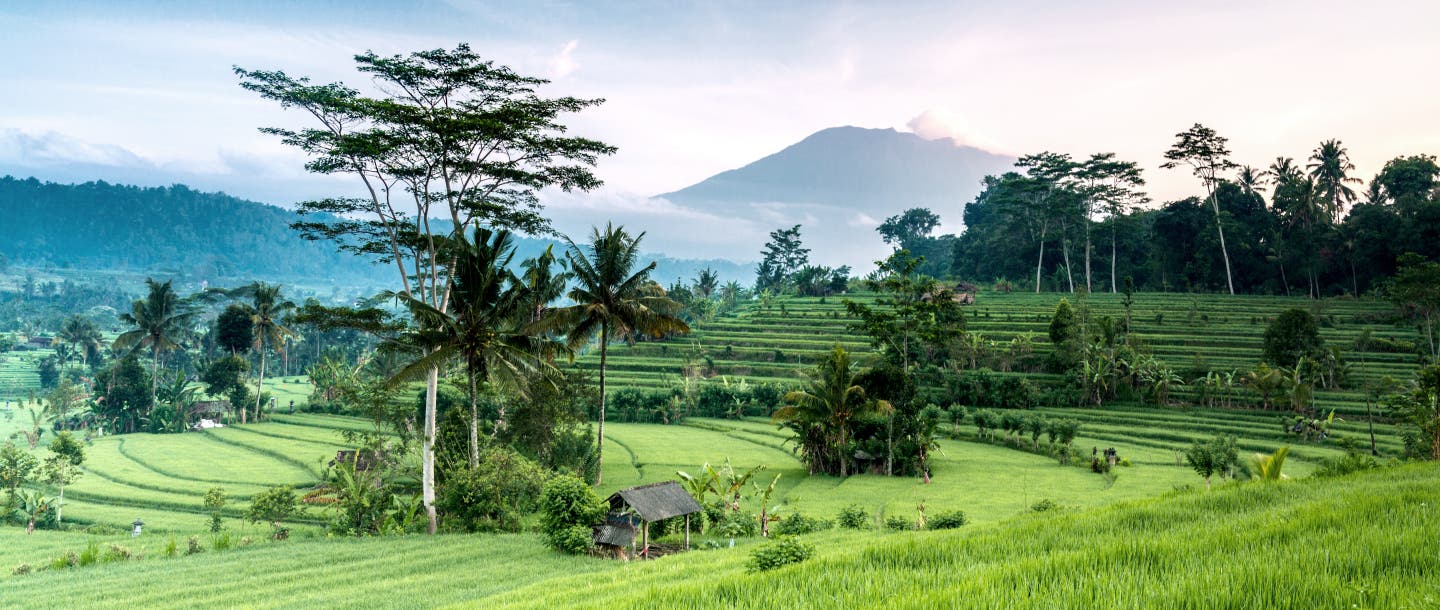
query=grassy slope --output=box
[5,463,1435,609]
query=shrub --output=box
[836,504,869,529]
[1315,452,1383,477]
[246,485,298,539]
[12,563,31,576]
[50,551,78,570]
[186,535,205,556]
[77,541,102,566]
[83,523,124,536]
[929,510,968,530]
[213,532,233,551]
[746,536,814,573]
[716,512,758,538]
[539,474,607,555]
[1263,308,1326,368]
[164,536,178,557]
[102,544,134,562]
[1031,498,1058,512]
[772,512,831,536]
[204,487,226,533]
[884,515,912,531]
[439,447,548,533]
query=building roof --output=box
[608,481,702,522]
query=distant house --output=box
[22,336,54,350]
[920,283,977,305]
[595,481,703,558]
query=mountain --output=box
[0,176,752,292]
[656,126,1015,267]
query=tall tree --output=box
[240,283,295,423]
[387,229,562,468]
[755,225,811,292]
[113,279,199,406]
[548,224,689,485]
[1307,139,1361,221]
[239,44,615,533]
[694,268,720,299]
[1236,166,1268,199]
[773,346,881,477]
[519,245,570,324]
[57,315,103,370]
[1013,153,1079,292]
[1162,123,1240,294]
[1079,153,1148,292]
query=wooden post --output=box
[684,514,691,550]
[641,520,649,558]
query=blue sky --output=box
[4,1,1439,262]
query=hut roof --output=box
[192,400,230,414]
[608,481,702,522]
[593,523,636,547]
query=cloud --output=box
[0,128,149,168]
[549,39,580,79]
[905,109,1006,153]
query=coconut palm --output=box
[546,223,690,485]
[694,268,719,299]
[114,279,200,405]
[519,245,570,324]
[772,345,884,477]
[1236,166,1268,198]
[1268,156,1301,186]
[237,283,296,423]
[58,315,104,370]
[387,229,563,468]
[1308,139,1361,220]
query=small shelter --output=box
[598,481,703,557]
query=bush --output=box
[164,536,178,557]
[929,510,968,530]
[439,447,548,533]
[1315,452,1384,477]
[213,532,233,551]
[1031,498,1058,512]
[50,551,78,570]
[539,474,607,554]
[102,544,134,562]
[78,542,100,566]
[186,535,205,556]
[884,515,912,531]
[1263,308,1326,368]
[836,504,869,529]
[772,512,831,536]
[12,563,31,576]
[746,536,814,573]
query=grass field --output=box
[4,462,1434,609]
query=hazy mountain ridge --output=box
[655,126,1015,266]
[0,176,752,289]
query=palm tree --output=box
[58,315,104,371]
[239,283,296,424]
[694,268,719,299]
[547,223,690,485]
[1267,156,1301,187]
[772,345,884,477]
[519,245,570,325]
[1236,166,1268,198]
[388,229,563,468]
[1308,139,1361,220]
[114,279,199,406]
[719,281,744,307]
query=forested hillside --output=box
[0,177,752,289]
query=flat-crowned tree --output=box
[239,45,615,532]
[1162,124,1240,294]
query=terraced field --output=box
[0,347,51,400]
[575,291,1425,421]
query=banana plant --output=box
[753,473,783,537]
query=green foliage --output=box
[771,512,832,536]
[203,487,226,532]
[1388,364,1440,460]
[439,447,548,533]
[185,535,204,556]
[539,474,607,554]
[1185,435,1240,487]
[1249,446,1290,481]
[246,485,298,538]
[746,536,814,573]
[1263,309,1326,368]
[1031,498,1058,512]
[884,515,913,531]
[836,504,869,529]
[1,440,38,499]
[929,510,968,530]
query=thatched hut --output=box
[597,481,702,557]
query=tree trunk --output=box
[57,486,63,526]
[468,371,480,469]
[1061,238,1076,293]
[254,341,267,423]
[1208,185,1236,295]
[1110,228,1118,294]
[423,365,438,534]
[595,323,609,486]
[1085,219,1093,292]
[1034,223,1048,293]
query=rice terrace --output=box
[3,3,1440,609]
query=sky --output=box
[3,0,1439,263]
